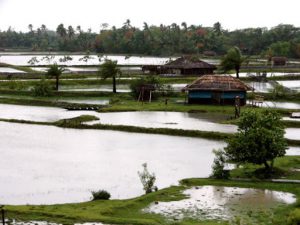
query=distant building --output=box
[203,51,217,57]
[142,56,216,76]
[271,57,287,66]
[183,75,252,105]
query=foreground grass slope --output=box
[5,177,300,225]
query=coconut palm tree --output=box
[220,47,246,78]
[46,63,64,91]
[98,59,121,93]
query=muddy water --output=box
[286,146,300,155]
[59,84,131,93]
[246,81,275,93]
[0,67,25,73]
[1,103,300,140]
[57,99,109,105]
[0,104,237,133]
[145,185,296,221]
[0,55,173,66]
[232,72,300,78]
[285,128,300,140]
[277,80,300,92]
[0,122,225,204]
[88,111,237,133]
[259,101,300,110]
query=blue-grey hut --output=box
[183,75,252,105]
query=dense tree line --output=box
[1,21,300,58]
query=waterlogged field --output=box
[144,185,297,221]
[0,54,175,66]
[0,103,300,139]
[0,121,225,204]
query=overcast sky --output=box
[0,0,299,32]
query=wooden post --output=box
[149,91,152,103]
[234,96,241,118]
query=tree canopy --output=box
[98,59,121,93]
[220,47,246,78]
[1,23,300,57]
[224,109,287,172]
[46,63,64,91]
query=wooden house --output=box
[271,57,287,66]
[183,75,252,105]
[142,56,216,75]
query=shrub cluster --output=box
[91,189,111,200]
[31,78,53,97]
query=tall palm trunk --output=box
[55,75,59,91]
[235,66,240,79]
[113,76,116,93]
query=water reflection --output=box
[0,104,300,140]
[0,122,225,204]
[277,80,300,92]
[0,67,26,73]
[145,185,296,220]
[0,55,173,66]
[246,81,275,93]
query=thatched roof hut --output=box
[183,75,252,105]
[271,57,287,66]
[142,56,216,75]
[184,75,252,91]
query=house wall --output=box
[188,90,247,105]
[181,68,215,75]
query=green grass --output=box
[100,99,239,114]
[4,177,300,225]
[230,156,300,180]
[55,115,99,126]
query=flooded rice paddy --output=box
[59,84,131,93]
[0,54,220,66]
[0,55,173,66]
[0,102,298,204]
[246,81,275,93]
[0,103,299,140]
[232,72,300,78]
[246,100,300,110]
[29,66,141,73]
[262,101,300,110]
[0,122,225,204]
[0,67,25,73]
[278,80,300,92]
[0,103,236,133]
[144,186,296,221]
[57,99,109,105]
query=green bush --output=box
[7,80,26,90]
[91,189,111,200]
[271,83,288,99]
[210,149,230,179]
[31,78,53,97]
[109,96,121,104]
[138,163,157,194]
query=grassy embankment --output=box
[0,115,299,147]
[4,175,300,225]
[2,116,299,224]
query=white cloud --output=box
[0,0,299,32]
